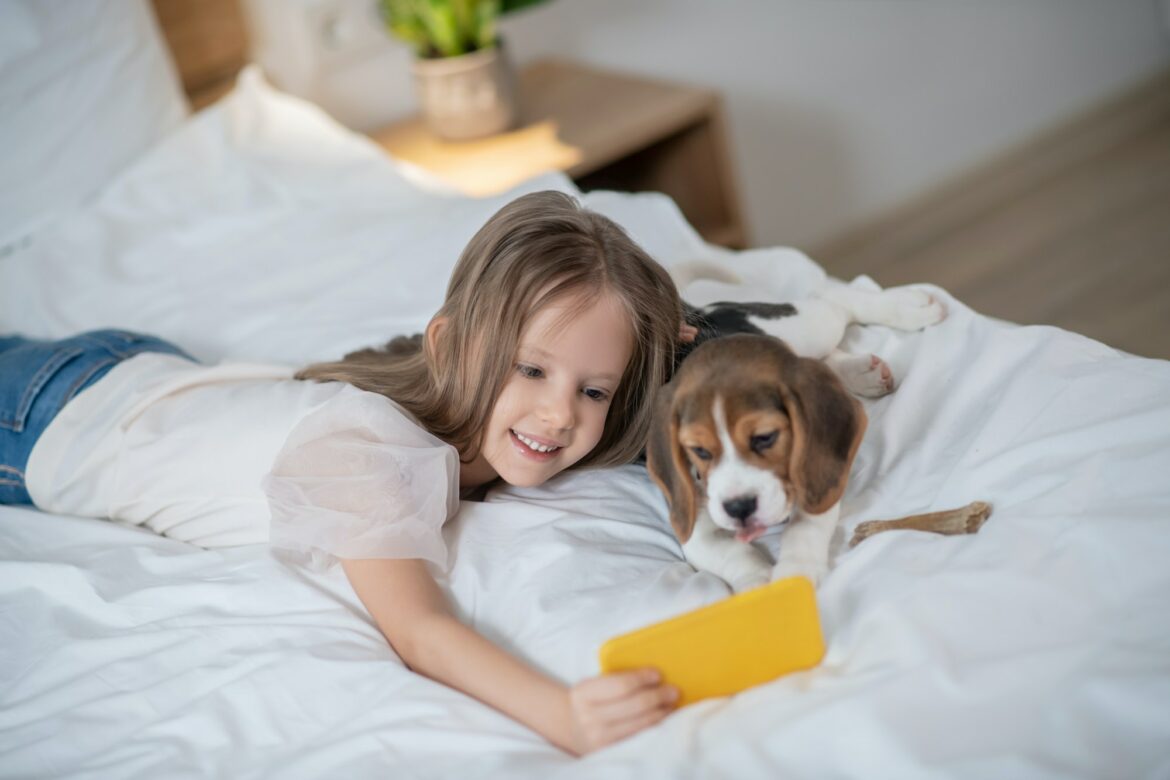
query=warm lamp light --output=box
[372,119,583,196]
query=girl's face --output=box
[464,291,634,489]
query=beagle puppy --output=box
[647,334,866,592]
[645,271,946,591]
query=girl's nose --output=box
[539,388,575,430]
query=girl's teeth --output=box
[515,431,558,453]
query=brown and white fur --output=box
[647,268,947,591]
[672,263,947,400]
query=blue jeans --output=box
[0,330,193,505]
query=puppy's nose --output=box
[722,495,757,522]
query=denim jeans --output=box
[0,330,193,505]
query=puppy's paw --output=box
[877,288,947,331]
[835,353,895,397]
[728,571,772,593]
[771,557,829,588]
[722,556,773,593]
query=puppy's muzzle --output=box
[722,495,757,523]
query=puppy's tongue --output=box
[736,526,767,543]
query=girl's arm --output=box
[340,557,677,756]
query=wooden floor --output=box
[814,71,1170,361]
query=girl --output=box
[0,191,685,755]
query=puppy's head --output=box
[646,334,867,543]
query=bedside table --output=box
[371,60,749,248]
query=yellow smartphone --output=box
[598,577,825,706]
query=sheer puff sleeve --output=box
[263,384,460,570]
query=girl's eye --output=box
[690,446,712,461]
[517,364,543,379]
[583,388,609,403]
[750,431,778,453]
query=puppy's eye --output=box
[750,431,778,453]
[689,446,712,461]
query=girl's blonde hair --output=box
[297,190,681,471]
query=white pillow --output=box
[0,65,582,364]
[0,62,812,369]
[0,0,189,252]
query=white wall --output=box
[504,0,1170,249]
[248,0,1170,250]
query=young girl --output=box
[0,191,685,755]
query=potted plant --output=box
[379,0,548,141]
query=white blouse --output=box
[25,353,460,567]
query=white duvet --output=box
[1,69,1168,779]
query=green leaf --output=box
[476,0,500,49]
[450,0,477,48]
[417,0,464,57]
[390,22,431,55]
[501,0,548,13]
[380,0,551,58]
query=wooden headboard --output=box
[151,0,250,109]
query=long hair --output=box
[297,190,682,470]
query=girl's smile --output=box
[464,291,634,489]
[510,429,563,458]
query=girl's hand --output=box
[565,668,678,755]
[679,322,699,343]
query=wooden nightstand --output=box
[371,60,749,248]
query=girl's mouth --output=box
[510,429,562,461]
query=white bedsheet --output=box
[2,70,1168,779]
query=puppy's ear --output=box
[780,356,868,514]
[645,381,700,542]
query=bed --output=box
[2,2,1169,778]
